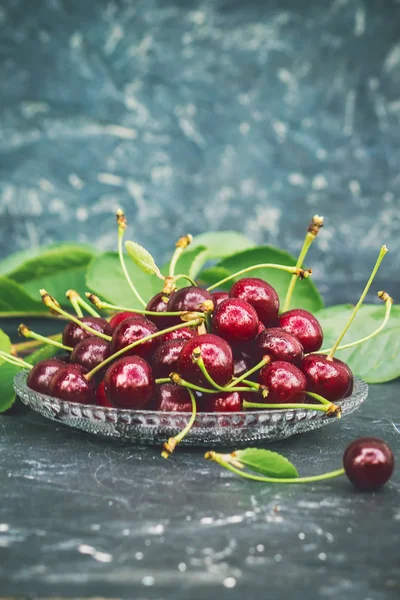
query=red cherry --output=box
[253,327,304,366]
[160,326,198,343]
[146,292,170,327]
[301,354,353,401]
[202,390,242,412]
[233,352,254,378]
[152,340,186,379]
[62,317,112,348]
[111,317,159,360]
[279,309,323,353]
[212,298,259,344]
[50,364,96,405]
[257,321,266,335]
[70,337,111,373]
[343,437,395,491]
[96,380,114,407]
[212,292,229,306]
[178,333,233,386]
[153,383,193,412]
[258,361,307,404]
[229,277,279,327]
[104,356,154,409]
[109,311,139,329]
[27,359,66,395]
[167,286,214,315]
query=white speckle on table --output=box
[312,175,328,190]
[384,42,400,72]
[354,7,366,37]
[288,172,307,187]
[142,575,155,586]
[78,544,113,563]
[104,24,124,55]
[223,576,237,588]
[0,524,9,532]
[178,562,187,572]
[97,172,124,186]
[69,173,85,189]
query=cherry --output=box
[62,317,112,348]
[167,286,214,315]
[229,277,279,327]
[279,309,323,353]
[27,358,66,395]
[178,333,233,386]
[111,317,159,360]
[202,390,242,412]
[343,437,395,491]
[70,337,111,373]
[96,380,114,408]
[104,356,154,409]
[212,291,229,306]
[258,361,307,404]
[50,364,96,405]
[146,292,170,327]
[154,383,192,412]
[253,328,304,366]
[233,351,254,378]
[160,326,198,343]
[257,321,266,335]
[109,311,139,329]
[152,340,186,379]
[301,354,353,401]
[212,298,259,344]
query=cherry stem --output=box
[168,234,193,278]
[11,333,63,355]
[161,388,197,459]
[116,209,146,307]
[67,290,100,318]
[206,264,311,292]
[85,318,203,380]
[85,294,200,319]
[317,291,393,355]
[169,373,259,395]
[242,399,339,415]
[40,290,112,342]
[173,274,198,287]
[327,245,388,360]
[226,356,270,389]
[18,324,73,352]
[0,350,33,370]
[281,215,324,313]
[205,451,345,484]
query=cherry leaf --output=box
[232,448,299,478]
[125,241,161,277]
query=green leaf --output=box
[125,240,161,276]
[2,244,96,306]
[198,246,324,312]
[233,448,298,478]
[86,252,161,308]
[316,303,400,383]
[161,246,210,289]
[190,231,254,259]
[197,266,232,286]
[0,276,47,315]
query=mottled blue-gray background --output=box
[0,0,399,285]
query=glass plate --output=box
[14,371,368,447]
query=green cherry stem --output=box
[226,356,270,389]
[11,333,63,355]
[205,451,345,485]
[169,234,193,278]
[40,290,112,342]
[317,291,393,356]
[85,318,203,380]
[282,215,324,312]
[116,209,146,307]
[66,290,100,318]
[0,350,33,370]
[173,274,198,287]
[85,293,199,319]
[169,373,259,395]
[18,324,73,352]
[242,399,341,416]
[161,388,197,459]
[327,245,388,360]
[206,264,311,292]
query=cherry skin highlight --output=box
[253,327,304,366]
[111,317,159,360]
[27,359,66,395]
[212,298,259,344]
[62,317,112,348]
[212,292,229,306]
[343,437,395,491]
[109,311,139,329]
[160,326,197,343]
[167,286,214,315]
[233,351,254,378]
[70,337,111,373]
[104,356,155,409]
[152,340,186,379]
[279,309,324,353]
[258,361,307,404]
[146,292,170,327]
[202,390,242,412]
[178,333,233,387]
[229,277,279,327]
[153,383,193,412]
[50,364,96,405]
[301,354,353,401]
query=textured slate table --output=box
[0,315,399,600]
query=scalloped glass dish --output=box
[14,371,368,446]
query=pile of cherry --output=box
[26,277,352,414]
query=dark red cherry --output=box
[96,380,114,407]
[279,309,323,353]
[152,340,186,379]
[62,317,112,348]
[258,361,307,404]
[301,354,353,401]
[253,328,304,366]
[146,292,170,327]
[233,352,254,378]
[202,390,242,412]
[212,292,229,306]
[160,326,198,343]
[111,317,159,360]
[109,311,139,329]
[153,383,192,412]
[50,364,95,405]
[104,356,154,409]
[230,277,279,327]
[257,321,266,335]
[27,358,66,395]
[178,333,233,387]
[70,337,111,373]
[167,286,214,315]
[212,298,259,344]
[343,437,395,491]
